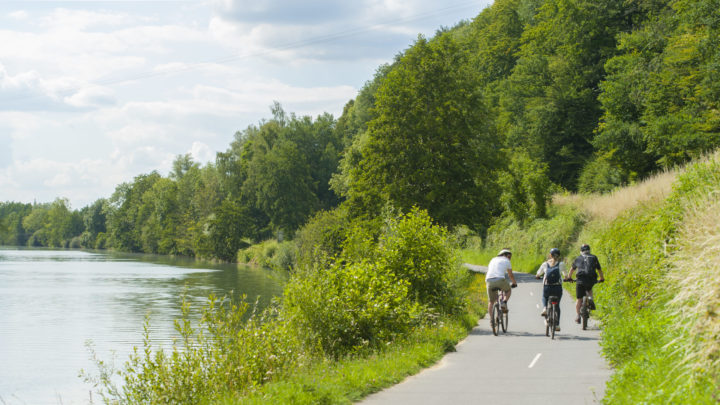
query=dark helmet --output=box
[549,248,560,257]
[580,244,590,252]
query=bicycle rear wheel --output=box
[581,297,589,330]
[549,305,556,339]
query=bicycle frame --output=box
[490,288,508,336]
[546,295,560,339]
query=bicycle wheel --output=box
[549,305,556,339]
[581,297,589,330]
[545,309,551,337]
[491,303,499,336]
[501,306,508,333]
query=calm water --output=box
[0,248,286,405]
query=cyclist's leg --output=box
[486,280,500,316]
[575,283,585,319]
[549,285,562,323]
[500,278,512,301]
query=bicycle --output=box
[566,278,603,330]
[490,288,508,336]
[545,294,561,339]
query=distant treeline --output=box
[2,0,719,261]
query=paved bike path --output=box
[360,271,610,404]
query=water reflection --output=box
[0,247,286,405]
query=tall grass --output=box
[667,161,720,391]
[584,153,720,403]
[461,205,585,273]
[554,169,677,222]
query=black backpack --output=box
[576,254,598,279]
[546,262,561,285]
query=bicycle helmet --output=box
[549,248,560,257]
[498,248,512,257]
[580,244,590,252]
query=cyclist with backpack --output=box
[567,244,605,323]
[535,248,567,331]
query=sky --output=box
[0,0,492,209]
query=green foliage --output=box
[343,32,501,231]
[229,310,483,405]
[480,205,585,272]
[377,207,465,313]
[498,150,554,222]
[293,206,351,269]
[84,295,303,404]
[575,154,720,403]
[284,258,424,357]
[577,153,624,194]
[284,207,466,357]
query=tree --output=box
[345,33,501,230]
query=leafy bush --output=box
[284,207,462,357]
[294,206,350,269]
[577,154,624,194]
[271,241,297,271]
[377,207,465,313]
[283,259,424,357]
[84,295,303,404]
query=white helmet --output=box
[498,249,512,256]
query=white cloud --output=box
[9,10,28,20]
[64,86,116,108]
[189,141,214,163]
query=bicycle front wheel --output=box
[501,307,508,333]
[491,303,499,336]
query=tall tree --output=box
[346,33,501,230]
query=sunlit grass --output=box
[669,182,720,378]
[554,169,677,222]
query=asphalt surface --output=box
[360,268,610,405]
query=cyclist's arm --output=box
[535,262,546,279]
[597,268,605,281]
[560,262,568,279]
[507,268,517,285]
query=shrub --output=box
[283,259,424,357]
[84,295,303,404]
[294,206,350,269]
[378,207,465,313]
[271,241,297,271]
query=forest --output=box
[2,0,719,263]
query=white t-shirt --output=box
[486,256,512,280]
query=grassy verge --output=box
[570,153,720,403]
[218,272,486,404]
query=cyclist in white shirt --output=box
[486,249,518,316]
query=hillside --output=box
[469,150,720,402]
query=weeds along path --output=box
[361,272,610,405]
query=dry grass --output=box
[554,170,678,221]
[668,193,720,375]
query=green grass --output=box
[461,205,585,273]
[218,272,487,404]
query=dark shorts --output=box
[576,279,596,299]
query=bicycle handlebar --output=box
[563,278,605,283]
